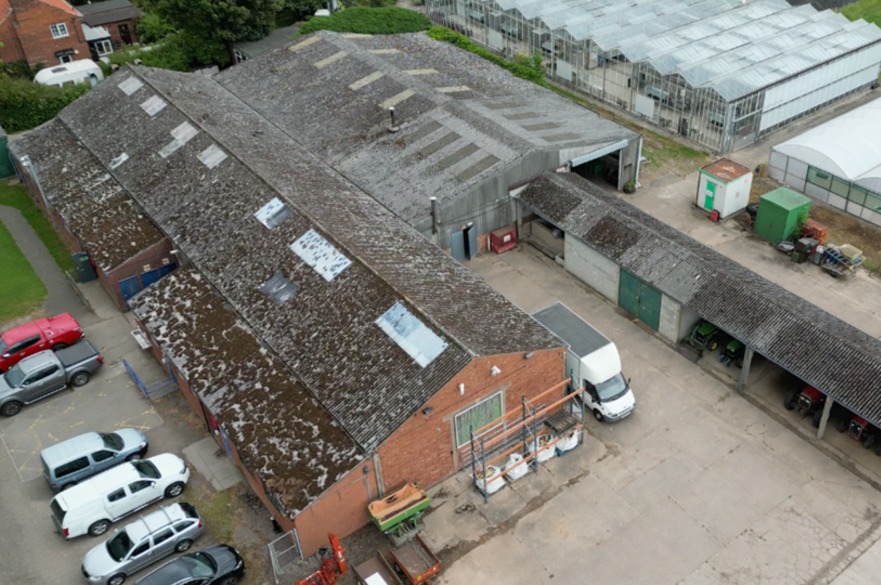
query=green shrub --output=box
[1,59,36,80]
[299,6,431,35]
[426,27,546,85]
[137,12,176,44]
[107,32,228,71]
[0,77,89,132]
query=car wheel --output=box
[708,339,719,351]
[165,482,184,498]
[783,390,798,411]
[108,573,126,585]
[60,481,77,491]
[865,435,876,449]
[593,409,604,422]
[71,372,91,387]
[1,401,22,417]
[175,539,193,553]
[88,520,111,537]
[838,419,850,433]
[52,343,68,351]
[218,576,239,585]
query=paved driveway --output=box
[423,247,881,585]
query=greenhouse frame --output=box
[427,0,881,154]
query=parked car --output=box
[133,544,245,585]
[41,429,149,492]
[0,313,83,372]
[0,341,103,416]
[82,502,205,585]
[50,453,190,539]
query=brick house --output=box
[77,0,140,48]
[0,0,90,68]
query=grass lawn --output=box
[842,0,881,27]
[0,181,74,274]
[0,220,46,322]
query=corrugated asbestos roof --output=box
[129,268,362,516]
[77,0,141,26]
[216,32,638,224]
[9,120,164,273]
[520,172,881,422]
[23,61,561,457]
[483,0,881,101]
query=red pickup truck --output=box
[0,313,83,372]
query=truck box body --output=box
[533,303,635,422]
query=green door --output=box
[618,269,640,318]
[618,269,662,331]
[703,180,716,211]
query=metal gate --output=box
[269,528,303,583]
[618,269,662,330]
[118,263,178,305]
[123,358,178,402]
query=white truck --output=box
[533,303,636,422]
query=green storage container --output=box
[0,125,14,179]
[754,187,812,244]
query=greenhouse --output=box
[427,0,881,153]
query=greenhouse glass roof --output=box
[491,0,881,101]
[773,97,881,193]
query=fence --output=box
[269,528,303,583]
[123,358,178,402]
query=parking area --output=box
[420,245,881,585]
[0,282,260,585]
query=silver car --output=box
[81,502,204,585]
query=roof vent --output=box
[260,271,299,304]
[254,197,292,229]
[388,106,400,133]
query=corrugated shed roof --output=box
[216,32,638,220]
[520,172,881,422]
[42,64,561,452]
[129,268,362,516]
[77,0,140,26]
[8,120,164,273]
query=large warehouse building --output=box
[769,96,881,227]
[428,0,881,154]
[9,33,579,557]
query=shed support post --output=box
[737,347,754,394]
[817,396,834,440]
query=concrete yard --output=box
[422,245,881,585]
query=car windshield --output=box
[184,552,217,577]
[132,460,160,479]
[101,432,124,451]
[106,531,134,562]
[0,339,7,355]
[595,373,628,402]
[3,365,25,387]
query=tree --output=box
[151,0,284,43]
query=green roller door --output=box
[618,269,661,331]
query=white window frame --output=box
[95,39,113,56]
[50,23,69,39]
[454,391,504,449]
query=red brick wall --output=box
[103,20,138,46]
[6,0,90,68]
[377,348,565,492]
[0,18,27,63]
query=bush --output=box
[1,59,36,80]
[0,77,90,132]
[426,27,545,85]
[299,6,431,35]
[107,32,229,71]
[137,12,176,44]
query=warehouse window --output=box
[454,391,503,448]
[831,176,849,198]
[848,185,868,206]
[806,167,832,190]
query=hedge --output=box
[0,77,89,133]
[426,26,545,86]
[299,6,431,35]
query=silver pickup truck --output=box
[0,341,103,416]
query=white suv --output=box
[50,453,190,539]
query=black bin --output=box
[72,252,97,283]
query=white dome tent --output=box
[768,97,881,227]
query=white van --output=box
[50,453,190,539]
[34,60,104,88]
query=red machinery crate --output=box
[490,225,517,254]
[802,218,828,245]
